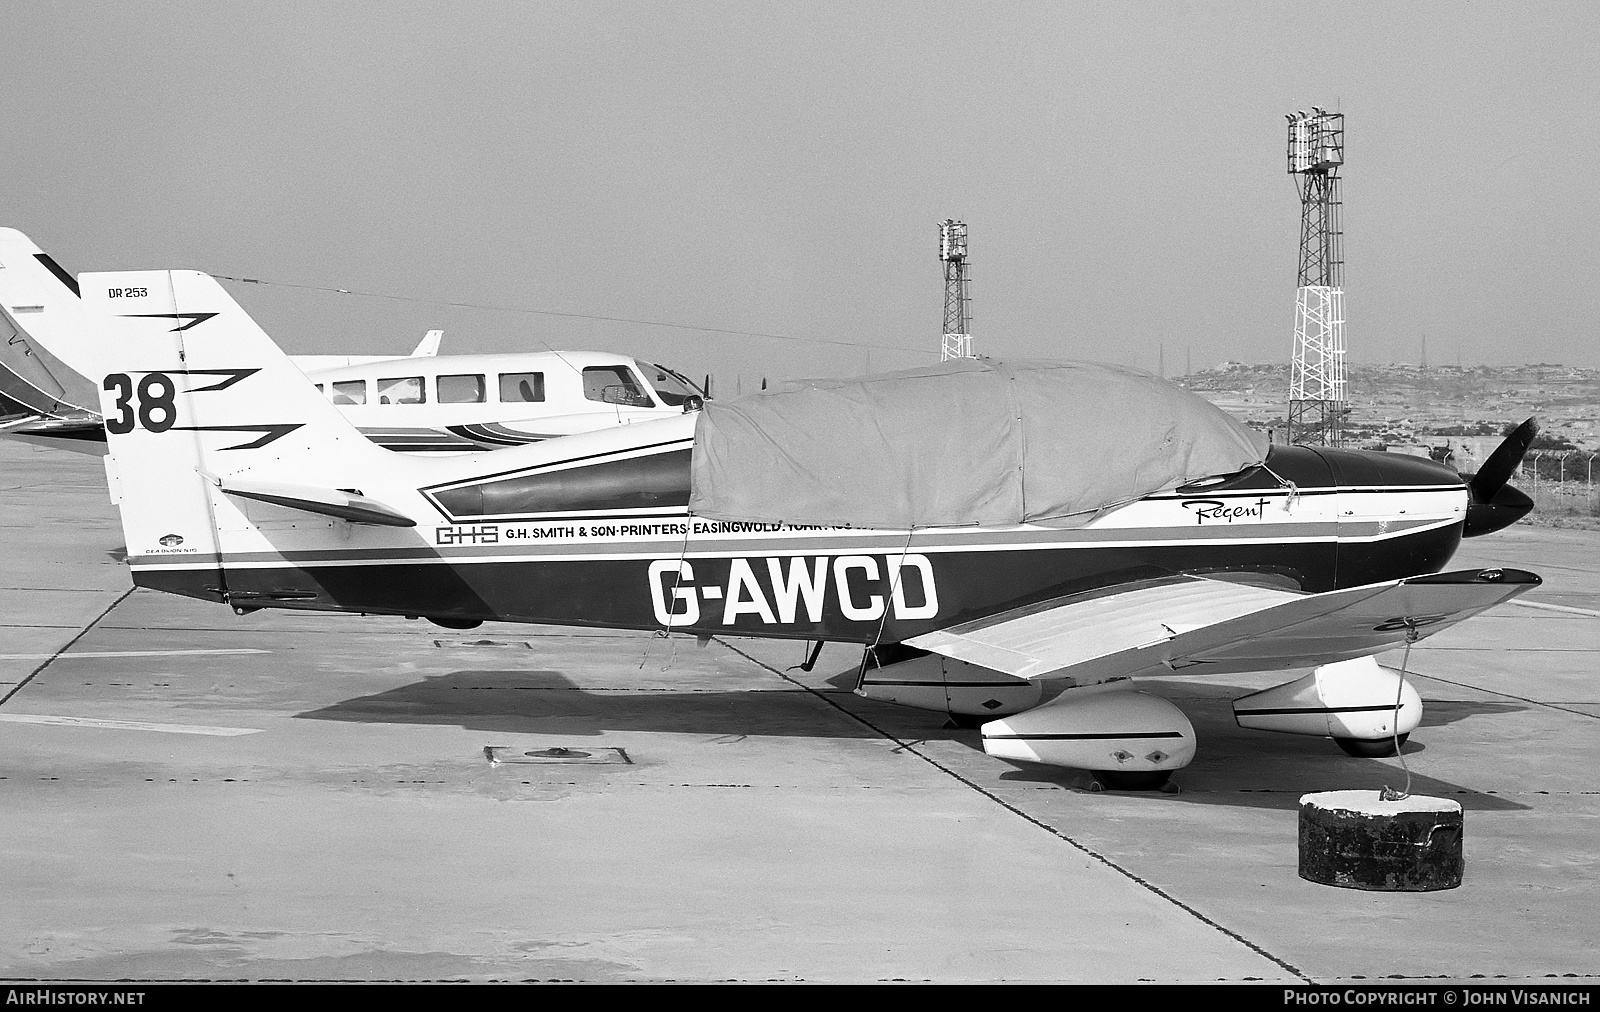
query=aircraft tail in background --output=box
[0,228,99,417]
[410,329,443,357]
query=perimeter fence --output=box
[1520,450,1600,517]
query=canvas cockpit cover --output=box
[687,358,1269,529]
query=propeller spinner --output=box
[1463,418,1538,538]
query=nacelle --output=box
[856,646,1043,717]
[1232,656,1421,740]
[980,682,1196,774]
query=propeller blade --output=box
[1469,418,1538,503]
[1463,417,1539,537]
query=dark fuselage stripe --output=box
[422,438,697,490]
[1234,704,1401,716]
[983,732,1186,740]
[128,523,1465,643]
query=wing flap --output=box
[907,569,1540,682]
[907,576,1302,679]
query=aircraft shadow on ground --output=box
[836,670,1534,813]
[296,667,1533,812]
[992,758,1530,812]
[295,667,916,742]
[1417,699,1531,728]
[989,682,1532,812]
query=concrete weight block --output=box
[1299,790,1464,891]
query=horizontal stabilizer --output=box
[212,475,416,527]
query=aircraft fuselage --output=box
[132,443,1468,644]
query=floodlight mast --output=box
[939,219,974,361]
[1286,109,1347,446]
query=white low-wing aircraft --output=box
[35,262,1543,790]
[0,229,702,454]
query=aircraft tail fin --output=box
[74,269,409,567]
[410,329,443,357]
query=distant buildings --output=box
[1175,362,1600,451]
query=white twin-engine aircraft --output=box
[298,350,703,452]
[60,265,1540,791]
[0,229,703,454]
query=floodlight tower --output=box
[939,219,974,360]
[1285,108,1347,446]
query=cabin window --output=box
[376,376,425,405]
[313,383,324,395]
[499,372,545,403]
[437,373,486,404]
[639,361,701,407]
[582,365,653,407]
[330,380,366,405]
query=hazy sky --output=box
[3,2,1596,386]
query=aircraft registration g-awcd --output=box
[0,229,704,454]
[17,254,1544,790]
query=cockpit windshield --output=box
[638,362,705,407]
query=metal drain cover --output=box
[484,745,631,765]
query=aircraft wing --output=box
[905,568,1540,683]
